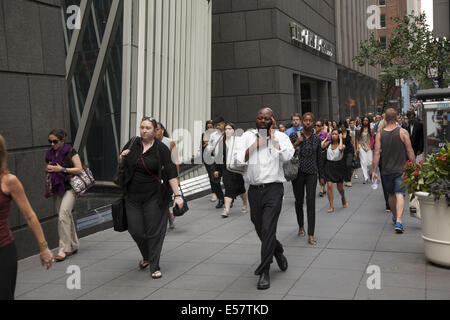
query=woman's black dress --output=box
[215,138,246,199]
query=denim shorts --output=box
[382,173,405,196]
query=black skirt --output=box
[324,158,345,183]
[223,168,246,199]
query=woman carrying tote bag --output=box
[45,129,83,262]
[119,117,183,279]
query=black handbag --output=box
[111,197,128,232]
[173,187,189,217]
[114,136,139,187]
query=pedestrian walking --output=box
[235,108,294,290]
[321,129,348,213]
[1,135,54,300]
[372,108,416,233]
[339,121,356,187]
[45,129,83,262]
[316,121,329,197]
[156,122,179,229]
[406,111,424,158]
[213,123,248,218]
[285,113,303,137]
[349,119,360,179]
[202,120,217,203]
[376,118,391,212]
[119,117,183,279]
[289,113,321,245]
[356,116,374,184]
[206,117,226,209]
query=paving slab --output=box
[15,171,450,300]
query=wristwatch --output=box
[62,167,67,173]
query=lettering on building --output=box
[290,22,334,57]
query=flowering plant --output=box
[402,142,449,205]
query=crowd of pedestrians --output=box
[0,106,423,298]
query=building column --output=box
[318,80,329,120]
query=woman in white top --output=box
[321,129,348,213]
[156,122,179,229]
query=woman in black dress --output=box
[321,129,348,213]
[339,121,356,187]
[119,117,184,279]
[214,123,248,218]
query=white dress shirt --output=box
[235,129,294,185]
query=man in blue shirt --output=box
[285,113,303,137]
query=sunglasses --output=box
[142,116,156,122]
[48,139,60,145]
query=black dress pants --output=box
[204,163,224,201]
[126,196,169,273]
[292,173,317,236]
[344,152,353,183]
[248,183,284,275]
[0,241,17,300]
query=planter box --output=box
[416,192,450,268]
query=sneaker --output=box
[345,182,352,187]
[210,196,217,202]
[221,209,229,218]
[241,206,248,214]
[395,222,404,233]
[354,174,358,179]
[385,208,391,213]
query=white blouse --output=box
[327,145,344,161]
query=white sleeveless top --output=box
[327,145,343,161]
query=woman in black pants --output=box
[202,120,218,203]
[119,117,183,279]
[289,113,322,245]
[339,121,356,187]
[0,135,54,300]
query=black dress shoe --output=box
[257,272,270,290]
[275,253,288,272]
[216,200,224,209]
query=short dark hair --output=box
[302,112,315,121]
[291,113,302,120]
[406,111,416,118]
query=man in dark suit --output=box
[406,111,424,215]
[406,111,424,157]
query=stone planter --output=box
[416,192,450,267]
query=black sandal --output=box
[139,260,149,270]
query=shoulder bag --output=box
[227,136,246,175]
[67,149,95,196]
[283,132,301,181]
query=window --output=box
[380,36,387,49]
[379,0,386,6]
[380,14,386,28]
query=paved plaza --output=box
[15,174,450,300]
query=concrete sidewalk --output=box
[15,175,450,300]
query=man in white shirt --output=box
[235,108,295,290]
